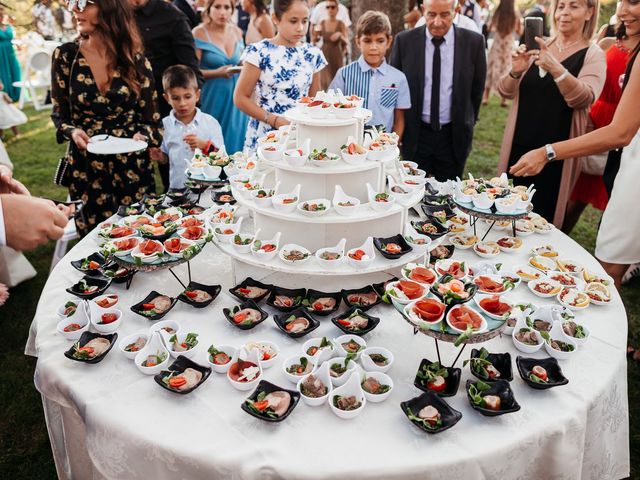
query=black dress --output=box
[507,48,588,222]
[51,42,162,236]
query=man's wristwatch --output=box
[544,144,557,162]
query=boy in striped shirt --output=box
[330,11,411,139]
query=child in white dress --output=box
[0,80,27,139]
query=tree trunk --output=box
[349,0,409,56]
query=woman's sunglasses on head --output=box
[66,0,96,12]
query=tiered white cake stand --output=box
[214,108,426,289]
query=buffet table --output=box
[26,214,630,480]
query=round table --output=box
[26,213,630,480]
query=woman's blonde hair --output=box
[203,0,235,24]
[551,0,600,40]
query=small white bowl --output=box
[309,151,340,168]
[227,347,263,391]
[332,104,357,118]
[401,263,438,286]
[445,305,488,334]
[303,337,336,364]
[283,148,308,166]
[279,243,312,265]
[333,197,360,216]
[329,371,367,420]
[272,193,299,213]
[251,234,280,261]
[340,146,368,165]
[472,192,494,210]
[259,143,285,162]
[119,332,150,360]
[346,237,375,270]
[245,340,280,369]
[297,199,331,217]
[556,258,585,276]
[251,188,276,208]
[282,354,316,384]
[450,233,478,250]
[529,255,557,273]
[368,192,396,212]
[360,347,394,373]
[514,264,544,283]
[403,232,432,253]
[90,308,122,334]
[148,319,181,338]
[57,298,85,319]
[230,233,255,254]
[561,320,590,346]
[544,335,578,360]
[515,220,535,236]
[207,344,237,374]
[556,287,590,311]
[56,314,90,341]
[474,294,513,321]
[325,357,358,387]
[361,371,394,403]
[494,195,519,214]
[528,278,562,298]
[135,332,170,375]
[203,164,222,180]
[167,332,199,359]
[130,239,164,264]
[315,248,344,269]
[385,280,428,308]
[297,361,333,407]
[512,327,544,354]
[403,299,446,330]
[335,334,367,360]
[473,241,501,259]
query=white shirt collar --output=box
[425,24,455,44]
[170,107,202,127]
[357,56,390,75]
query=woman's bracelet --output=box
[509,70,523,80]
[554,69,570,83]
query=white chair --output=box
[13,49,53,111]
[50,216,79,272]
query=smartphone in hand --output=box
[524,17,543,51]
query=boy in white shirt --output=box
[158,65,224,189]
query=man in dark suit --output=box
[391,0,486,181]
[129,0,204,191]
[173,0,202,29]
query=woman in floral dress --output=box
[51,0,161,236]
[483,0,522,106]
[234,0,326,153]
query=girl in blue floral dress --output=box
[234,0,327,152]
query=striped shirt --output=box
[330,56,411,133]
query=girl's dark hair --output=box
[252,0,268,16]
[615,21,627,41]
[492,0,518,38]
[273,0,308,19]
[91,0,144,96]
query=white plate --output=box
[87,135,147,155]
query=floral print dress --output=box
[51,41,161,236]
[241,39,326,152]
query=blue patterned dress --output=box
[241,39,327,152]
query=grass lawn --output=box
[1,99,638,478]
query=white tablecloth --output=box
[27,218,630,480]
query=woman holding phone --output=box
[193,0,248,153]
[496,0,606,226]
[510,0,640,289]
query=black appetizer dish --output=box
[154,355,212,395]
[468,348,513,382]
[141,193,166,208]
[184,205,206,216]
[429,244,455,263]
[273,308,320,338]
[400,391,462,434]
[223,300,269,330]
[413,358,461,397]
[266,286,307,313]
[411,219,448,241]
[130,291,178,320]
[166,188,189,203]
[184,180,209,195]
[516,356,569,390]
[71,252,107,275]
[422,203,456,221]
[64,331,118,364]
[117,203,144,217]
[373,234,413,260]
[429,274,478,306]
[331,308,380,336]
[422,194,453,207]
[228,277,273,303]
[372,277,399,297]
[66,275,112,300]
[241,380,301,423]
[137,221,178,242]
[178,281,221,309]
[302,289,342,317]
[100,262,136,284]
[212,190,237,205]
[341,285,382,311]
[466,379,521,417]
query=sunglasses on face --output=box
[66,0,96,12]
